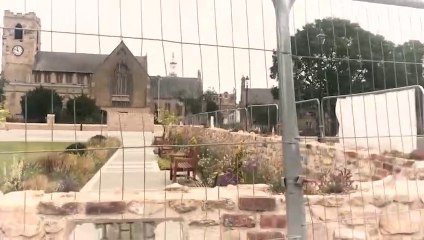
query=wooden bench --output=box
[154,133,174,158]
[169,149,199,183]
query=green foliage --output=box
[0,136,121,193]
[270,18,424,100]
[1,158,25,193]
[20,86,63,123]
[184,98,202,115]
[197,147,220,186]
[65,142,87,155]
[87,135,107,147]
[249,106,278,132]
[159,110,179,125]
[318,168,356,194]
[158,157,171,170]
[0,74,5,104]
[0,106,10,123]
[66,94,101,123]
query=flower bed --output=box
[0,135,121,193]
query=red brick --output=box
[375,168,389,178]
[247,231,285,240]
[260,214,287,229]
[222,214,255,228]
[239,197,276,211]
[345,151,358,158]
[410,149,424,160]
[85,201,126,215]
[382,162,394,172]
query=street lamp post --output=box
[244,76,249,130]
[157,76,161,122]
[316,30,326,139]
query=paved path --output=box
[80,130,172,192]
[0,129,177,239]
[0,129,171,192]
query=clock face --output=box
[12,45,24,56]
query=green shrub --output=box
[158,157,171,170]
[56,176,79,192]
[318,168,356,194]
[1,159,25,193]
[65,142,87,155]
[34,153,74,174]
[88,135,107,147]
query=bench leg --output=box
[172,168,177,183]
[192,169,196,180]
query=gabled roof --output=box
[32,44,147,73]
[150,76,202,99]
[246,88,276,105]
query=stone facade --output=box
[2,10,41,83]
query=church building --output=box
[1,10,203,131]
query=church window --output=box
[14,24,23,40]
[165,103,171,111]
[66,73,73,84]
[77,74,85,85]
[44,72,51,83]
[113,63,130,96]
[34,72,41,83]
[176,104,183,116]
[56,73,64,84]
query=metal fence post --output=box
[273,0,306,239]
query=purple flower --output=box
[216,171,239,186]
[244,157,260,172]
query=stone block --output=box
[201,199,236,211]
[37,201,80,215]
[246,231,285,240]
[85,201,126,215]
[222,214,255,228]
[169,200,198,213]
[259,214,287,229]
[238,196,276,211]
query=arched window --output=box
[114,63,130,96]
[14,23,23,40]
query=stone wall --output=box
[0,122,107,131]
[2,178,424,239]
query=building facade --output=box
[1,10,202,129]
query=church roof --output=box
[150,76,202,99]
[32,51,147,74]
[246,88,276,105]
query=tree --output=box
[66,94,101,123]
[270,18,424,136]
[20,87,63,123]
[203,89,219,112]
[0,73,5,104]
[270,18,424,100]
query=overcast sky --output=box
[1,0,424,99]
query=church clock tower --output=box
[1,10,41,83]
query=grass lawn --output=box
[0,141,70,176]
